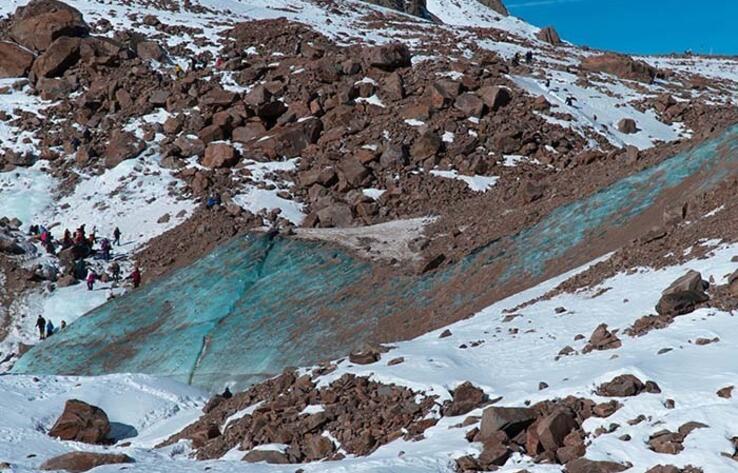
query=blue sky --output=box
[505,0,738,55]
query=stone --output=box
[537,26,561,45]
[349,346,380,364]
[477,442,511,469]
[31,36,81,78]
[479,406,536,441]
[197,124,225,144]
[243,449,289,464]
[136,41,165,61]
[655,270,709,316]
[410,131,441,162]
[379,144,408,168]
[202,143,239,169]
[104,129,144,168]
[454,93,485,118]
[617,118,638,134]
[443,382,487,416]
[317,202,354,228]
[536,409,577,452]
[717,386,734,399]
[596,374,646,397]
[339,158,370,188]
[39,452,133,472]
[565,458,629,473]
[10,0,89,52]
[48,399,110,444]
[581,53,657,84]
[362,43,412,71]
[0,42,35,78]
[478,85,512,111]
[233,122,267,143]
[582,324,621,353]
[258,118,322,158]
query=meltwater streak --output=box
[12,127,738,390]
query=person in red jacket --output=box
[130,267,141,288]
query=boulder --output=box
[257,118,322,158]
[104,130,145,168]
[243,449,289,464]
[136,41,165,61]
[454,93,485,118]
[362,43,412,71]
[478,85,511,111]
[655,270,709,316]
[31,36,81,78]
[233,122,267,143]
[410,131,441,162]
[0,235,25,255]
[443,381,487,416]
[477,442,511,469]
[0,42,35,78]
[348,346,380,364]
[617,118,638,134]
[379,143,408,168]
[202,143,239,169]
[537,26,561,45]
[479,406,536,441]
[48,399,110,444]
[9,0,89,52]
[40,452,132,472]
[339,158,370,188]
[582,324,621,353]
[581,53,657,84]
[565,458,629,473]
[596,374,646,397]
[536,409,577,452]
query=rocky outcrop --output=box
[459,396,619,469]
[537,26,561,45]
[9,0,89,52]
[161,371,437,463]
[476,0,509,16]
[565,458,629,473]
[656,270,709,316]
[31,36,80,78]
[40,452,133,472]
[0,41,35,78]
[581,53,657,84]
[48,399,111,444]
[582,324,621,353]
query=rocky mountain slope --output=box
[3,0,738,471]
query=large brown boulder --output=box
[0,41,35,78]
[10,0,89,52]
[442,381,487,416]
[363,43,412,71]
[536,409,577,452]
[595,374,645,397]
[581,53,657,83]
[479,406,536,441]
[31,36,80,78]
[257,118,322,158]
[48,399,111,444]
[243,449,289,464]
[40,452,132,472]
[655,270,709,316]
[104,130,145,168]
[202,143,239,169]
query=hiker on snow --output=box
[86,270,97,291]
[36,315,46,340]
[62,229,73,249]
[109,261,121,282]
[100,238,112,260]
[46,319,54,338]
[130,267,141,288]
[113,227,121,246]
[206,192,221,209]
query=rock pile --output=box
[455,396,623,470]
[160,370,438,463]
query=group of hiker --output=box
[30,224,143,340]
[35,314,66,340]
